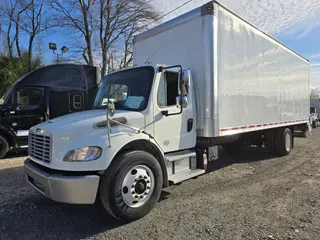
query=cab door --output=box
[153,68,196,153]
[10,87,45,144]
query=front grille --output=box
[29,133,52,163]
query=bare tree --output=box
[50,0,96,66]
[15,1,31,57]
[17,0,56,70]
[98,0,158,75]
[0,0,18,58]
[51,0,159,75]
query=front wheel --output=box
[99,151,163,221]
[0,135,9,159]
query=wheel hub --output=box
[135,180,147,194]
[285,132,291,152]
[121,165,155,208]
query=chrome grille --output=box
[29,133,52,163]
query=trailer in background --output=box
[0,64,101,158]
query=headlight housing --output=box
[63,146,102,162]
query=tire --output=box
[274,128,292,156]
[99,151,163,221]
[0,135,9,159]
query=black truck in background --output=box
[0,64,101,159]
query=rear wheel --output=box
[275,128,292,156]
[99,151,163,221]
[0,135,9,159]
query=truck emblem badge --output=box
[36,128,41,132]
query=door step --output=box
[165,150,196,162]
[168,169,205,184]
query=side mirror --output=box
[106,101,115,117]
[176,96,188,108]
[96,67,101,86]
[180,69,191,96]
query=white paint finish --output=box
[217,5,309,130]
[134,2,309,137]
[134,14,205,136]
[28,109,158,171]
[219,121,308,136]
[151,72,196,153]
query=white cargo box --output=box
[133,1,310,138]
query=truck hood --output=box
[31,109,145,137]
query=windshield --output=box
[0,74,27,104]
[0,84,15,104]
[93,66,155,111]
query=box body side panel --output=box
[216,4,309,133]
[133,15,207,134]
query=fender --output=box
[109,134,169,188]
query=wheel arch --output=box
[0,129,15,148]
[114,139,169,188]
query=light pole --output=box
[49,42,69,63]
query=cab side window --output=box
[157,71,179,107]
[18,88,42,106]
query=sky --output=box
[16,0,320,88]
[153,0,320,88]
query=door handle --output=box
[187,118,193,132]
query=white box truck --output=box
[310,99,320,128]
[24,1,310,221]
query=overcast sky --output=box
[154,0,320,88]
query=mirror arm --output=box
[161,105,183,117]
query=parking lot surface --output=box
[1,129,320,240]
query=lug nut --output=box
[144,192,148,195]
[144,176,147,179]
[147,180,150,183]
[135,195,138,198]
[140,196,144,199]
[139,175,143,179]
[132,185,135,188]
[147,186,150,189]
[132,191,135,194]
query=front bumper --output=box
[24,158,100,204]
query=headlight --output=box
[63,147,102,162]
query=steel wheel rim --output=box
[285,132,291,152]
[121,165,155,208]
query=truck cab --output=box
[24,64,199,220]
[0,64,100,158]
